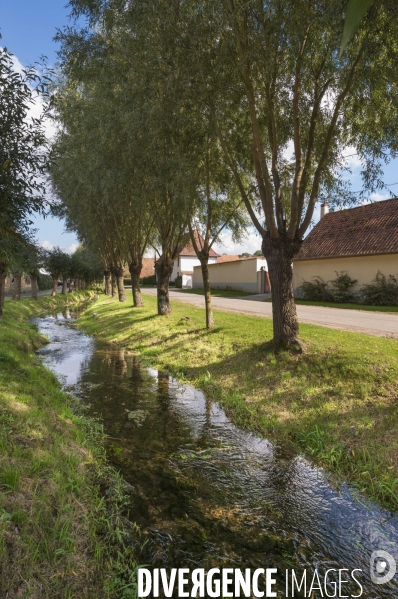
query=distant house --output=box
[292,198,398,292]
[192,256,270,294]
[4,275,32,296]
[140,257,156,280]
[171,232,219,288]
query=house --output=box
[140,257,156,279]
[192,256,270,293]
[292,198,398,292]
[171,232,219,288]
[4,275,32,296]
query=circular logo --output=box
[370,550,396,585]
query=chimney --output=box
[320,202,329,220]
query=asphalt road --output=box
[142,288,398,338]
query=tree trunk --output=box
[51,275,58,297]
[69,278,75,293]
[62,278,67,294]
[12,273,21,300]
[0,262,6,316]
[129,261,144,307]
[262,234,302,350]
[200,259,214,329]
[116,267,127,302]
[31,275,38,300]
[111,273,118,298]
[104,270,112,295]
[155,257,173,315]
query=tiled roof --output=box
[178,231,219,257]
[140,258,155,278]
[217,255,241,263]
[295,198,398,260]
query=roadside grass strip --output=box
[264,298,398,313]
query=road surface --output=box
[142,288,398,337]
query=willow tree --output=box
[67,0,398,343]
[169,0,398,348]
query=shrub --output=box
[174,275,182,289]
[297,271,357,303]
[360,272,398,306]
[296,276,332,301]
[37,273,53,291]
[140,274,156,286]
[329,271,358,303]
[124,277,132,286]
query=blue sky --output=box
[1,2,397,255]
[1,0,80,252]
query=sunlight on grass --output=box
[78,293,398,510]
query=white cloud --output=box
[67,243,78,254]
[1,47,56,141]
[368,191,390,202]
[342,146,362,170]
[40,240,54,251]
[213,227,262,255]
[40,240,78,255]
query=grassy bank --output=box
[176,288,254,297]
[78,294,398,511]
[0,292,138,599]
[264,298,398,312]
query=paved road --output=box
[142,288,398,337]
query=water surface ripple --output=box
[35,308,398,597]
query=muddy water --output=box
[35,306,398,597]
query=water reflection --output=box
[35,309,398,598]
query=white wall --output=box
[192,258,267,292]
[171,255,218,281]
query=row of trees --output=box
[0,242,103,315]
[49,0,398,347]
[0,45,50,316]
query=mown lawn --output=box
[264,297,398,313]
[0,292,138,599]
[176,288,255,297]
[78,293,398,511]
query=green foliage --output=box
[298,271,357,303]
[37,272,53,291]
[43,247,71,279]
[174,274,182,289]
[0,47,49,242]
[297,276,332,302]
[360,271,398,306]
[329,271,358,303]
[140,274,156,286]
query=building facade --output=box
[292,198,398,292]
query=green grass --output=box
[0,292,139,599]
[264,298,398,312]
[78,293,398,511]
[175,287,255,297]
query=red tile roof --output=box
[178,231,219,257]
[217,255,241,263]
[295,198,398,260]
[140,257,156,277]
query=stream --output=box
[34,305,398,598]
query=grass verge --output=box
[172,288,255,297]
[0,292,139,599]
[264,298,398,312]
[78,293,398,511]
